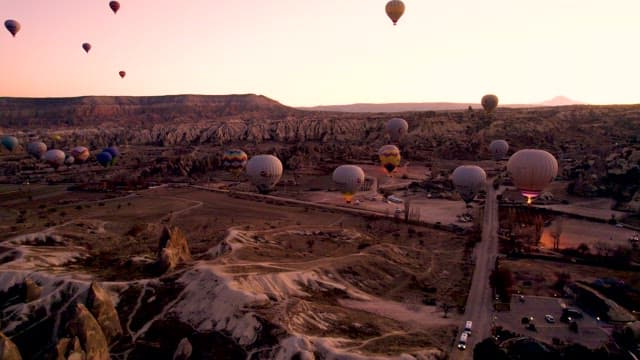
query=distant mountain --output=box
[0,94,294,127]
[297,96,586,113]
[538,96,585,106]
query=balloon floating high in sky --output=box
[507,149,558,205]
[4,19,20,37]
[481,94,499,114]
[119,71,126,79]
[82,43,92,53]
[385,0,405,25]
[109,1,120,14]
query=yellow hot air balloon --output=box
[481,94,499,114]
[507,149,558,205]
[333,165,365,204]
[385,0,405,25]
[378,144,401,176]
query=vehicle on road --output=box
[545,314,555,323]
[464,320,473,335]
[457,332,468,350]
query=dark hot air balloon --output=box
[4,19,20,37]
[109,1,120,14]
[82,43,92,53]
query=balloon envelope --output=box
[96,151,113,167]
[82,43,91,53]
[71,146,90,163]
[43,149,65,169]
[246,155,283,194]
[507,149,558,204]
[378,144,401,175]
[489,140,509,160]
[64,154,75,166]
[452,165,487,204]
[4,19,20,37]
[481,94,499,114]
[109,1,120,13]
[119,71,126,78]
[333,165,365,203]
[223,149,248,177]
[1,135,19,152]
[386,118,408,142]
[385,0,405,25]
[27,141,47,159]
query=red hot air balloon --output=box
[119,71,126,79]
[109,1,120,14]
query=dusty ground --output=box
[0,184,472,358]
[502,258,640,298]
[539,217,638,250]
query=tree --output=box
[474,338,508,360]
[550,217,563,250]
[490,267,514,300]
[577,243,590,256]
[439,302,452,318]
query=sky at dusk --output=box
[1,0,639,107]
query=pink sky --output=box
[1,1,640,106]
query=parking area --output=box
[494,295,610,348]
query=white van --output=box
[464,320,473,335]
[457,332,468,350]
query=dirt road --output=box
[450,183,499,359]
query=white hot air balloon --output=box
[43,149,66,170]
[386,117,408,142]
[488,139,509,160]
[452,165,487,205]
[333,165,365,203]
[246,155,283,194]
[507,149,558,204]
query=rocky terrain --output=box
[1,94,639,209]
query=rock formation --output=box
[86,282,123,344]
[51,337,85,360]
[0,332,22,360]
[66,303,110,360]
[172,337,193,360]
[23,278,42,303]
[157,226,192,273]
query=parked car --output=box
[544,314,555,323]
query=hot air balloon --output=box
[488,139,509,160]
[4,19,20,37]
[1,135,19,152]
[246,155,283,194]
[385,0,405,25]
[386,118,408,142]
[82,43,92,53]
[43,149,65,170]
[119,71,126,78]
[50,134,62,142]
[96,151,113,168]
[452,165,487,206]
[222,149,248,178]
[333,165,365,204]
[71,146,90,163]
[109,1,120,14]
[27,141,47,159]
[507,149,558,205]
[481,94,499,114]
[64,154,75,167]
[103,146,120,165]
[378,145,401,176]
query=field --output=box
[0,182,473,358]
